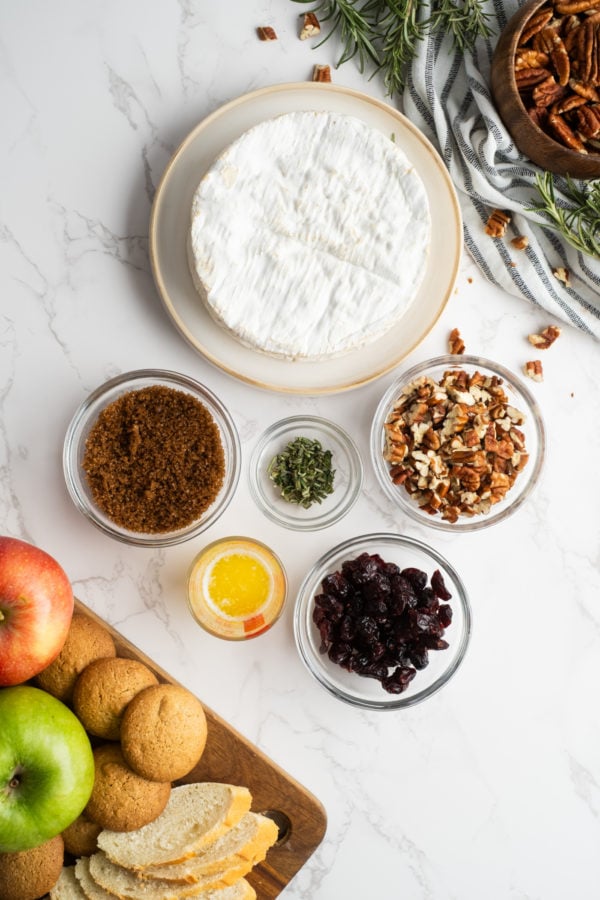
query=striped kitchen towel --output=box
[402,0,600,339]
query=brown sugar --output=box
[82,385,225,533]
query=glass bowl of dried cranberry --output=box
[370,355,545,532]
[63,369,241,547]
[294,533,471,710]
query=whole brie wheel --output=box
[188,111,431,360]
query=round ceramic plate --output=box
[149,83,462,395]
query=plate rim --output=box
[149,81,462,395]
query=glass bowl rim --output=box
[248,414,364,532]
[62,368,241,547]
[369,353,546,533]
[293,531,472,710]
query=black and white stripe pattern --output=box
[403,0,600,338]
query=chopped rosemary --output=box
[292,0,493,95]
[528,172,600,261]
[268,436,336,508]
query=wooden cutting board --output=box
[75,600,327,898]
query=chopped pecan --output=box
[485,208,511,237]
[528,324,562,348]
[448,327,465,355]
[257,26,278,41]
[523,360,544,382]
[511,234,530,249]
[300,12,321,39]
[312,64,331,82]
[383,369,530,522]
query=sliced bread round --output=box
[74,856,119,899]
[88,851,235,899]
[138,812,278,882]
[96,782,252,869]
[49,866,87,900]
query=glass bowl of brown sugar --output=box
[63,369,241,547]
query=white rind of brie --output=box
[188,111,431,360]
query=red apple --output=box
[0,537,74,687]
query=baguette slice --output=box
[138,812,278,883]
[50,866,88,899]
[88,851,251,900]
[97,783,252,869]
[74,857,116,899]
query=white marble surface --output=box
[2,2,600,898]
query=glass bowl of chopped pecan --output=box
[370,355,545,532]
[490,0,600,177]
[63,369,241,546]
[248,416,363,531]
[294,533,471,710]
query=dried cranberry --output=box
[401,567,428,593]
[382,666,417,694]
[431,569,452,600]
[438,604,453,628]
[321,572,351,599]
[409,646,429,670]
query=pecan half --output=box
[520,7,554,43]
[547,110,589,149]
[555,0,599,14]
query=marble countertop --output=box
[2,2,600,898]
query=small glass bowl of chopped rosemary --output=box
[248,416,363,531]
[370,355,545,532]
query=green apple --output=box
[0,685,95,852]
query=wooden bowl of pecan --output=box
[491,0,600,177]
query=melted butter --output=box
[205,551,273,618]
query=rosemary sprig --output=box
[292,0,493,94]
[528,172,600,261]
[268,436,336,508]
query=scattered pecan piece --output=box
[300,12,321,39]
[485,208,511,237]
[312,64,332,82]
[528,324,562,348]
[257,26,278,41]
[511,234,530,249]
[553,265,572,285]
[523,360,544,381]
[448,328,466,354]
